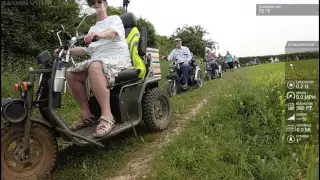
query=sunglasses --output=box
[88,0,104,6]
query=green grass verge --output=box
[147,60,319,180]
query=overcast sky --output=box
[97,0,318,57]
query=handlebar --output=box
[170,59,193,65]
[55,27,100,67]
[74,35,99,47]
[92,35,99,42]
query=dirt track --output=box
[103,99,209,180]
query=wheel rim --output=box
[154,96,170,123]
[196,71,203,87]
[171,81,177,96]
[2,135,46,176]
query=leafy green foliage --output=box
[155,35,173,57]
[136,17,156,48]
[108,6,123,15]
[1,0,80,58]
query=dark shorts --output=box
[227,62,234,68]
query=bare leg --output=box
[88,62,112,117]
[66,71,92,118]
[88,62,114,137]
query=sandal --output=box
[69,116,98,131]
[92,116,115,138]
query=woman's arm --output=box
[97,29,117,40]
[70,47,88,57]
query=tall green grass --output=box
[150,61,319,180]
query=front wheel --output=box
[142,87,172,132]
[214,69,219,78]
[206,73,212,81]
[167,81,178,97]
[1,123,57,180]
[196,70,203,88]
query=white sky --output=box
[104,0,319,57]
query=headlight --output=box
[169,68,174,72]
[1,98,27,123]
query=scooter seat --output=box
[114,67,140,84]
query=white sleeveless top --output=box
[84,15,131,64]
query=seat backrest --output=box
[126,28,147,79]
[120,12,137,29]
[138,27,147,57]
[121,13,147,79]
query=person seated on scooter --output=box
[234,55,239,68]
[204,48,219,76]
[167,38,193,88]
[225,51,234,71]
[54,0,131,138]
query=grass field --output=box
[145,59,319,180]
[1,59,319,180]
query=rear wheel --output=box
[142,87,171,132]
[1,123,57,180]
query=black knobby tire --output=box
[1,123,57,180]
[206,73,212,81]
[142,87,172,132]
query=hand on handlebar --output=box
[84,32,98,45]
[53,48,61,57]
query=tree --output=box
[137,17,156,48]
[171,25,212,57]
[1,0,80,57]
[108,6,123,16]
[1,0,81,70]
[155,35,172,57]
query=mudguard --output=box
[30,116,53,128]
[140,76,161,95]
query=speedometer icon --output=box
[287,81,295,89]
